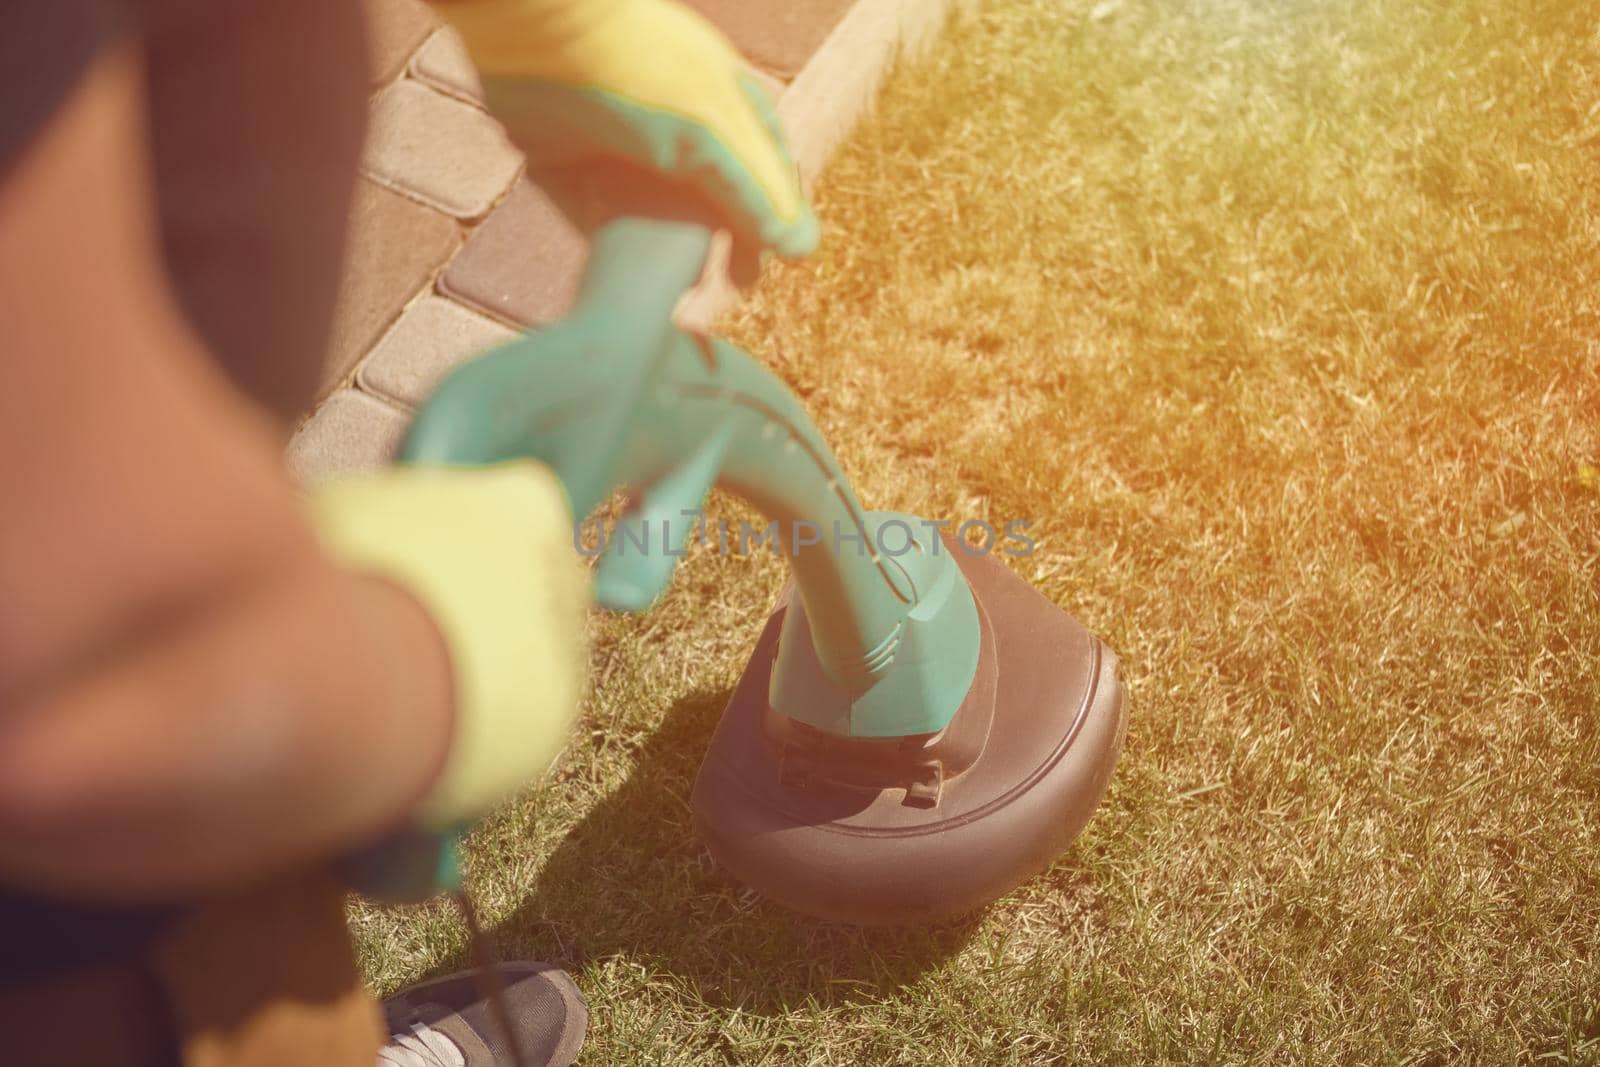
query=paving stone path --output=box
[288,0,963,483]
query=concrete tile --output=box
[684,0,858,78]
[286,389,410,485]
[324,179,461,393]
[780,0,958,187]
[677,0,954,315]
[439,180,586,327]
[366,0,438,86]
[357,294,519,408]
[410,26,485,104]
[363,80,524,219]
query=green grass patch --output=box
[355,0,1600,1061]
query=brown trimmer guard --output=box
[691,543,1127,926]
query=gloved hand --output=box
[430,0,819,264]
[308,460,589,899]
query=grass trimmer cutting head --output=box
[692,534,1125,926]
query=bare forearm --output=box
[0,566,454,898]
[0,44,457,899]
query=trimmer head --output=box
[691,545,1126,926]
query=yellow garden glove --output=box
[309,461,589,844]
[429,0,819,261]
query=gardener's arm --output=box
[0,46,459,898]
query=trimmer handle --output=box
[401,214,916,636]
[402,209,976,733]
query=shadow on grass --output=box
[458,687,982,1016]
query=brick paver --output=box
[684,0,859,78]
[323,179,460,393]
[437,179,586,328]
[363,80,523,219]
[410,27,484,104]
[293,0,964,483]
[365,0,438,85]
[287,389,410,485]
[357,294,518,408]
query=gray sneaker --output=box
[377,962,586,1067]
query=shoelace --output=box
[378,1023,467,1067]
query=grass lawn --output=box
[353,0,1600,1061]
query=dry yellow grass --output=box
[355,0,1600,1061]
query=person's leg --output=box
[0,870,380,1067]
[151,876,588,1067]
[149,870,384,1067]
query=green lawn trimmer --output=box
[402,200,1126,926]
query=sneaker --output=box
[377,962,586,1067]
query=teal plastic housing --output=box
[401,216,980,739]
